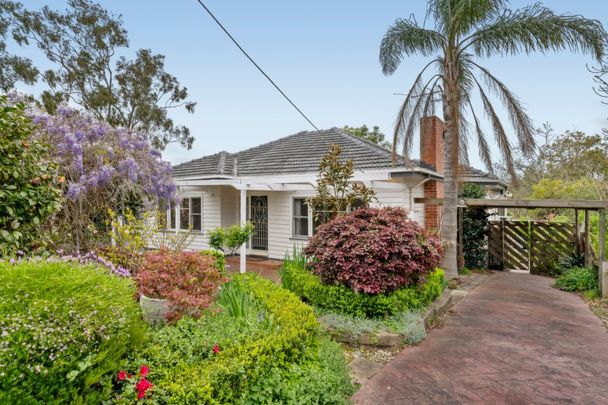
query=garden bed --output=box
[1,257,355,404]
[280,255,445,348]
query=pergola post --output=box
[457,206,464,271]
[584,210,590,268]
[574,209,579,256]
[599,208,606,297]
[239,188,247,274]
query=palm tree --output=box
[380,0,606,279]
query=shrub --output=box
[459,183,489,270]
[207,223,255,255]
[136,249,226,319]
[239,335,355,404]
[200,249,225,272]
[0,96,62,255]
[0,260,144,404]
[555,266,598,292]
[127,273,321,403]
[281,257,445,318]
[305,207,443,294]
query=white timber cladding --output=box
[159,182,427,259]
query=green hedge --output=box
[0,260,144,404]
[280,261,445,318]
[144,274,325,404]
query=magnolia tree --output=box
[29,104,177,253]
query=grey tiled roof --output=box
[460,165,508,188]
[172,128,434,178]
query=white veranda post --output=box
[240,188,247,273]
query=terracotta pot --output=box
[139,294,170,326]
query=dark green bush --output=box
[280,259,444,318]
[127,274,352,404]
[555,266,598,292]
[459,183,489,270]
[0,260,145,404]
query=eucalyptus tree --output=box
[380,0,606,278]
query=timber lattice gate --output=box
[488,220,577,274]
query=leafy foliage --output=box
[306,144,376,223]
[555,266,598,293]
[0,3,38,91]
[0,96,61,255]
[0,260,144,404]
[136,249,226,320]
[318,309,426,345]
[207,222,254,255]
[343,124,391,150]
[380,0,606,278]
[239,335,355,404]
[217,278,268,325]
[459,183,489,270]
[3,0,196,149]
[305,207,443,294]
[131,273,327,403]
[27,103,177,253]
[200,249,225,272]
[281,254,445,318]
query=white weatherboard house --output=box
[161,116,506,271]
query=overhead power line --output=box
[194,0,319,131]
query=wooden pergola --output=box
[463,199,608,297]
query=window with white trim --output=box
[292,198,309,238]
[167,197,202,231]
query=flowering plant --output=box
[116,365,153,401]
[23,101,177,253]
[136,249,226,320]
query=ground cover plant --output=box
[555,266,599,297]
[317,309,427,345]
[0,260,144,404]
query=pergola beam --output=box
[464,199,608,210]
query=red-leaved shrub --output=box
[304,207,443,294]
[136,249,226,319]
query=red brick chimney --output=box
[420,116,444,230]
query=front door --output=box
[249,196,268,251]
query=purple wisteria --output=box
[31,105,177,204]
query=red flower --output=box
[118,370,127,381]
[137,390,146,400]
[213,343,220,354]
[136,378,153,393]
[140,365,149,377]
[128,373,133,379]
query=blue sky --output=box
[14,1,608,170]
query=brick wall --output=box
[420,116,444,230]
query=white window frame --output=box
[291,197,312,239]
[167,195,203,232]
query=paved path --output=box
[354,272,608,404]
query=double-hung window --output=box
[168,197,202,231]
[292,198,309,238]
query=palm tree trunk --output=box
[441,92,459,280]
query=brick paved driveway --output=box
[354,272,608,404]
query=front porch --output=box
[225,255,283,283]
